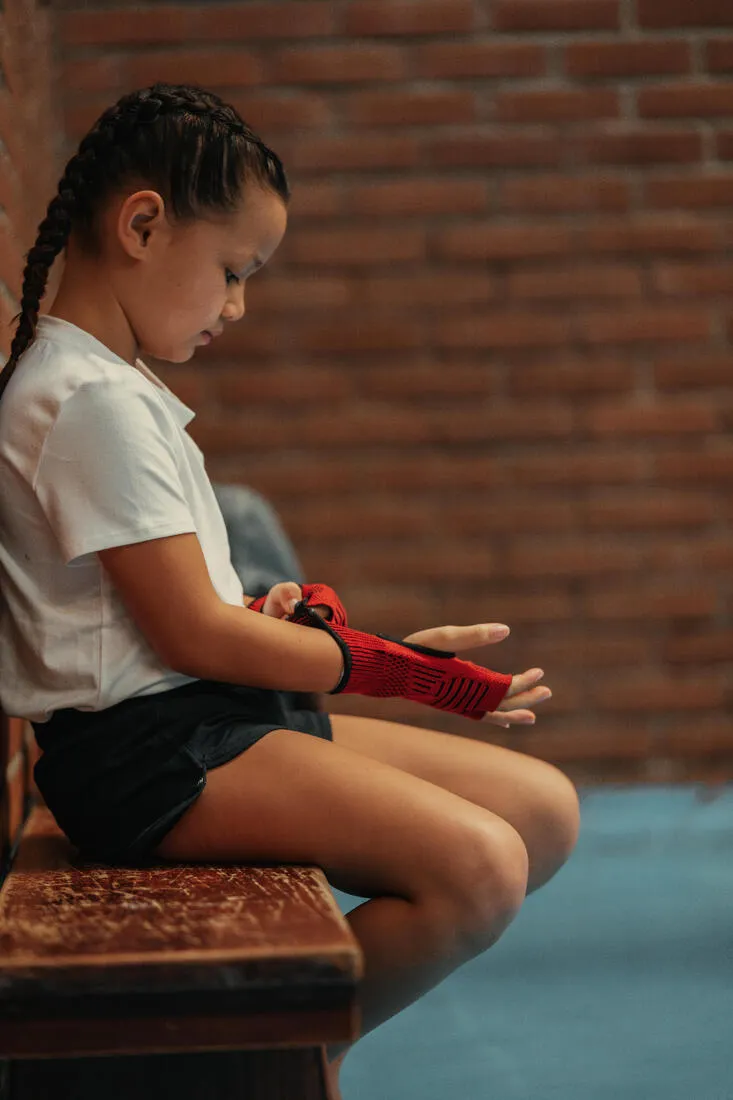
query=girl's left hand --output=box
[403,622,552,729]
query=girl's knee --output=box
[433,819,529,953]
[538,765,581,860]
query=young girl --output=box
[0,82,579,1095]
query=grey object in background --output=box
[213,483,303,598]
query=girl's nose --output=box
[222,285,246,323]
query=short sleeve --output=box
[34,379,197,566]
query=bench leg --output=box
[5,1045,335,1100]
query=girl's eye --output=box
[225,269,240,286]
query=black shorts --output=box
[32,680,332,865]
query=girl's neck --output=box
[47,288,139,367]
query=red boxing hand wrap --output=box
[248,583,348,626]
[291,583,348,627]
[293,601,512,721]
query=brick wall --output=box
[4,0,733,784]
[0,0,58,867]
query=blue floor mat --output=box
[332,785,733,1100]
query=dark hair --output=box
[0,81,289,402]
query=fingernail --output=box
[288,599,297,613]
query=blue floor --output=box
[331,785,733,1100]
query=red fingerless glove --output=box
[248,583,348,627]
[293,601,512,721]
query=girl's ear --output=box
[117,190,166,260]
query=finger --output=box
[498,685,552,711]
[505,668,546,698]
[404,623,510,651]
[484,708,538,729]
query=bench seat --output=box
[0,804,362,1098]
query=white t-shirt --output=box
[0,315,245,722]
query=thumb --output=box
[263,581,302,618]
[282,581,303,616]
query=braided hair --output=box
[0,81,289,403]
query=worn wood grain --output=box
[0,806,362,1057]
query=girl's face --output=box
[118,183,287,363]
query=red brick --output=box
[357,272,498,308]
[575,129,702,165]
[287,500,435,541]
[349,178,488,217]
[527,631,653,666]
[505,539,640,578]
[580,218,719,255]
[652,263,733,295]
[645,174,733,209]
[665,630,733,663]
[643,534,733,572]
[247,275,351,313]
[431,132,560,168]
[62,3,336,44]
[639,0,733,28]
[657,450,733,481]
[660,718,733,755]
[346,89,476,127]
[496,88,619,123]
[493,0,619,31]
[706,38,733,72]
[61,55,125,92]
[227,93,332,133]
[584,586,718,620]
[288,133,419,172]
[287,182,346,220]
[446,592,575,624]
[501,174,630,212]
[584,400,717,435]
[508,266,642,300]
[274,45,406,84]
[578,307,711,345]
[248,455,503,497]
[585,490,714,529]
[360,363,502,398]
[435,223,572,261]
[297,318,424,353]
[655,354,733,391]
[639,82,733,118]
[434,313,573,350]
[505,450,644,485]
[415,41,546,79]
[440,499,576,538]
[565,39,691,78]
[217,365,350,405]
[126,50,265,90]
[345,0,476,36]
[715,131,733,159]
[433,403,574,440]
[594,674,726,711]
[509,359,634,394]
[285,228,425,266]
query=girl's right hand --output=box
[403,621,552,729]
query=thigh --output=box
[330,714,580,878]
[152,727,527,902]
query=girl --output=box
[0,83,579,1096]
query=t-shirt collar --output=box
[35,315,196,428]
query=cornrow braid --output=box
[0,82,289,403]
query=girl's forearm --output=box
[172,601,344,692]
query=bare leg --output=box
[153,726,530,1086]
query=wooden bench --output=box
[0,721,362,1099]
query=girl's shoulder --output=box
[0,329,169,482]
